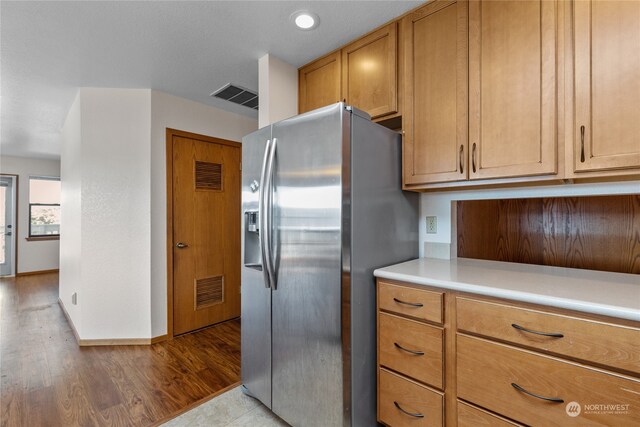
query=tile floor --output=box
[162,386,289,426]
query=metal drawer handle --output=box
[393,297,423,308]
[511,383,564,403]
[459,144,464,174]
[394,342,425,356]
[394,401,424,418]
[512,323,564,338]
[580,125,586,163]
[472,142,477,173]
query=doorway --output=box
[166,129,242,336]
[0,175,17,277]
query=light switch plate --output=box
[426,216,437,234]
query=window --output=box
[29,176,61,237]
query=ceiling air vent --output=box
[211,83,259,110]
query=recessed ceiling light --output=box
[291,11,319,30]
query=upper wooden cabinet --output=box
[299,0,639,190]
[573,0,640,173]
[469,0,558,180]
[403,0,468,186]
[341,23,398,120]
[298,51,341,114]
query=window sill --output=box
[26,236,60,242]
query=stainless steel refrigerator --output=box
[241,103,418,426]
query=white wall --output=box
[419,180,640,258]
[80,88,152,339]
[150,90,257,337]
[60,88,152,340]
[59,88,256,340]
[258,54,298,128]
[60,92,82,332]
[0,155,61,274]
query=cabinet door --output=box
[298,51,341,114]
[341,23,397,119]
[469,0,557,180]
[574,1,640,172]
[403,0,468,186]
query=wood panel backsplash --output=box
[457,195,640,274]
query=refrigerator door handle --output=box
[259,139,272,289]
[263,137,278,290]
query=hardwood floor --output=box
[0,273,241,427]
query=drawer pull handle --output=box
[512,323,564,338]
[394,401,424,418]
[511,383,564,403]
[393,297,423,308]
[394,342,425,356]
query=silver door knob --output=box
[175,242,188,249]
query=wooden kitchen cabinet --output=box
[469,0,558,180]
[376,278,640,426]
[572,0,640,173]
[342,22,398,120]
[402,0,468,186]
[298,51,341,114]
[457,334,640,426]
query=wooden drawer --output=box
[379,368,443,427]
[457,334,640,426]
[457,297,640,374]
[457,401,522,427]
[378,281,443,324]
[379,312,444,389]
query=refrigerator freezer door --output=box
[270,103,348,426]
[241,126,272,408]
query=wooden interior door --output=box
[403,0,468,186]
[469,0,557,180]
[342,22,398,119]
[298,51,341,114]
[172,132,241,335]
[574,0,640,172]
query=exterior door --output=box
[0,176,16,276]
[172,132,241,335]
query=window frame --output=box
[28,176,61,239]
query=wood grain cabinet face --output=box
[378,281,443,324]
[379,368,444,427]
[456,297,640,375]
[298,52,341,114]
[457,401,522,427]
[457,334,640,427]
[573,0,640,172]
[403,0,468,186]
[341,23,398,120]
[469,0,558,180]
[379,312,444,389]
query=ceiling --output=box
[0,0,421,159]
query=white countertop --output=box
[374,258,640,322]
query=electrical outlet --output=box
[426,216,437,234]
